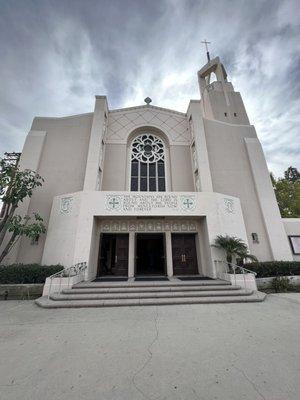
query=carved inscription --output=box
[106,194,196,213]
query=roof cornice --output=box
[109,104,187,117]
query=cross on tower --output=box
[201,39,211,62]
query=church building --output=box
[5,56,300,282]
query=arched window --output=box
[130,134,166,191]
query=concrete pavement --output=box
[0,294,299,400]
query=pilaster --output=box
[83,96,108,191]
[128,231,135,277]
[245,138,293,260]
[165,231,173,277]
[187,101,213,192]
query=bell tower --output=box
[198,56,250,125]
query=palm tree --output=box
[213,235,257,267]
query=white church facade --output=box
[5,57,300,281]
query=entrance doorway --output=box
[98,234,129,276]
[136,233,165,275]
[172,233,199,275]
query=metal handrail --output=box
[227,261,257,276]
[214,260,257,290]
[47,262,87,299]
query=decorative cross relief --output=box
[107,195,122,211]
[106,194,197,213]
[224,198,234,213]
[60,197,73,214]
[100,219,197,233]
[180,195,196,211]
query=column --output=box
[165,231,173,277]
[128,231,135,278]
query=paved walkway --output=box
[0,294,299,400]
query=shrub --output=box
[0,264,63,284]
[270,276,294,293]
[247,261,300,278]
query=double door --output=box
[98,234,129,276]
[172,234,198,275]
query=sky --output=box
[0,0,299,177]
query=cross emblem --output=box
[181,196,195,211]
[183,199,193,209]
[109,197,120,209]
[106,195,122,211]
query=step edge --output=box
[35,292,266,308]
[51,290,254,301]
[62,285,241,294]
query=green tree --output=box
[272,166,300,217]
[213,235,257,265]
[284,166,300,183]
[0,213,46,263]
[0,158,45,262]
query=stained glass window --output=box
[130,134,166,192]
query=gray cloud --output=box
[0,0,299,176]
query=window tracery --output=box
[130,134,166,192]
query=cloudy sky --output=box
[0,0,299,176]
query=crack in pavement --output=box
[131,306,160,400]
[234,366,267,400]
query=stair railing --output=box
[214,260,257,290]
[47,262,87,299]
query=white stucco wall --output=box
[84,96,108,190]
[101,144,127,190]
[202,84,250,125]
[204,119,274,260]
[14,113,93,264]
[187,101,213,192]
[245,138,292,261]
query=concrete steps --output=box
[62,285,240,295]
[35,279,266,308]
[74,279,231,289]
[50,289,252,301]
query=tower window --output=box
[234,112,237,117]
[224,112,227,117]
[130,134,165,192]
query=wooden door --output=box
[112,234,129,276]
[172,234,198,275]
